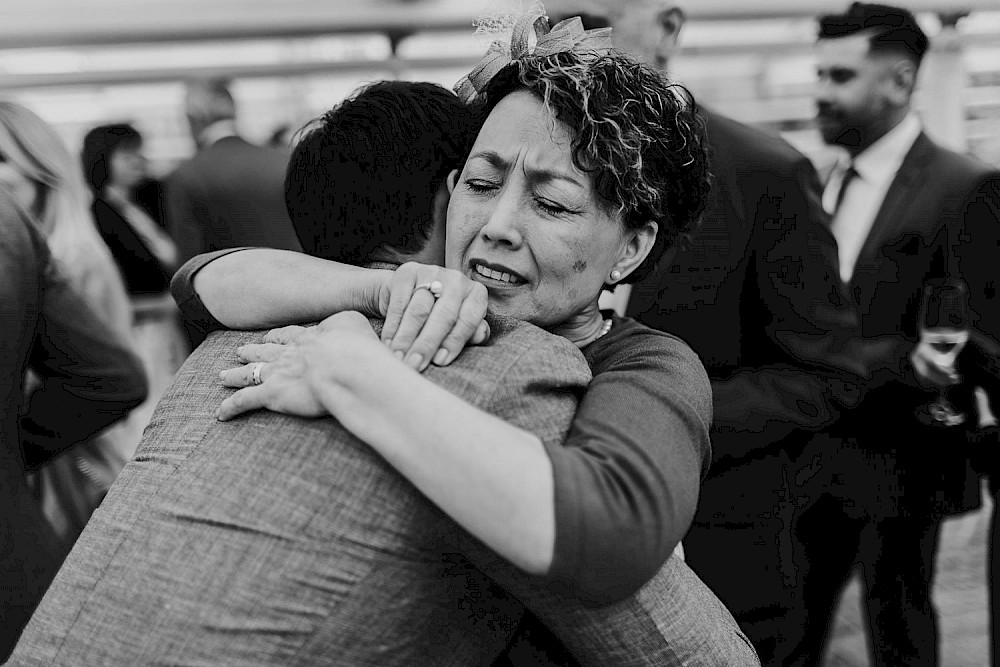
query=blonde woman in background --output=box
[0,102,140,543]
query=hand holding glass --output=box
[917,280,969,426]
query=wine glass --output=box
[917,279,969,426]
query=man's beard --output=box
[822,125,864,149]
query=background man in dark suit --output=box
[0,188,147,660]
[798,4,1000,665]
[165,76,302,265]
[12,81,756,667]
[548,2,859,663]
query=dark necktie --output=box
[833,163,859,214]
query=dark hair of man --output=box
[284,80,479,265]
[818,2,929,66]
[80,123,142,194]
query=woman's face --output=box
[109,143,146,190]
[446,90,643,336]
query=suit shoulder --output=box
[703,109,809,171]
[495,320,591,379]
[924,140,1000,185]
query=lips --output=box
[470,260,526,286]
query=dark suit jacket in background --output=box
[0,192,146,660]
[165,136,302,264]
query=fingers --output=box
[264,325,310,345]
[217,386,267,421]
[910,343,958,387]
[236,343,285,363]
[471,320,491,346]
[421,288,490,368]
[380,265,419,344]
[389,291,446,369]
[220,362,266,388]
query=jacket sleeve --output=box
[21,259,148,469]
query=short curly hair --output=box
[476,49,711,284]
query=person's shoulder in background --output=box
[701,107,812,174]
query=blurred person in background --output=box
[0,102,139,545]
[166,77,303,349]
[799,4,1000,665]
[82,122,189,457]
[166,77,301,264]
[0,171,146,657]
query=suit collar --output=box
[851,132,935,287]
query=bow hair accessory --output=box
[454,11,613,104]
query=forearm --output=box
[186,248,390,329]
[310,352,556,574]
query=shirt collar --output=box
[848,112,922,185]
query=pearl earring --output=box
[609,269,622,282]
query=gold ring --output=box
[251,362,264,386]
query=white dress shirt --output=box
[823,113,922,283]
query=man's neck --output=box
[846,107,910,158]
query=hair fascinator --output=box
[454,4,614,104]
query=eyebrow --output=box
[467,150,586,190]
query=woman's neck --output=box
[550,303,608,349]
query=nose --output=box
[479,188,523,249]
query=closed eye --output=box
[535,198,576,216]
[464,179,499,193]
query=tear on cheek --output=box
[572,259,587,273]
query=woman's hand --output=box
[217,313,382,421]
[378,262,491,371]
[233,325,312,365]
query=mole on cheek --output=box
[572,259,588,273]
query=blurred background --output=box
[4,0,999,180]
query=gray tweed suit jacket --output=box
[12,316,757,666]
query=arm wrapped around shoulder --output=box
[544,320,712,605]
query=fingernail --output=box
[215,407,222,421]
[405,353,423,369]
[433,348,449,365]
[219,370,225,380]
[394,350,405,361]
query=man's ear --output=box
[888,59,918,104]
[446,169,459,195]
[659,7,686,54]
[612,220,658,282]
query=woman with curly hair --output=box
[175,19,749,664]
